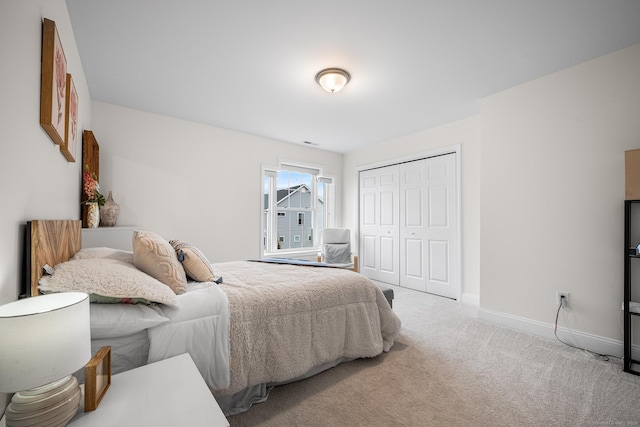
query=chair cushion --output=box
[322,228,350,244]
[324,243,351,264]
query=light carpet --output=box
[227,285,640,426]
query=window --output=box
[263,165,333,254]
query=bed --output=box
[26,220,401,415]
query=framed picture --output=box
[84,346,111,412]
[40,18,67,146]
[61,73,78,162]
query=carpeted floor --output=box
[227,285,640,426]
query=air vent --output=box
[303,141,319,146]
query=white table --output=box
[71,353,228,426]
[0,353,229,427]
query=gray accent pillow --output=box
[169,239,219,283]
[324,243,351,264]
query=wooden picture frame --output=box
[61,73,78,162]
[40,18,67,146]
[84,346,111,412]
[81,130,100,227]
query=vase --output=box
[87,202,100,228]
[100,191,120,227]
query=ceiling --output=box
[66,0,640,154]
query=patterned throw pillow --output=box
[169,239,219,283]
[132,230,187,294]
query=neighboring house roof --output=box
[264,184,323,209]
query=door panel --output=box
[359,166,399,285]
[380,191,395,226]
[380,236,396,273]
[400,160,427,290]
[424,154,457,298]
[362,193,376,226]
[362,234,377,271]
[429,240,449,283]
[428,186,448,227]
[405,188,423,227]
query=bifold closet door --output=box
[399,154,458,298]
[359,165,400,285]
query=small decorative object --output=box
[87,202,100,228]
[0,292,91,427]
[40,18,67,146]
[100,191,120,226]
[82,165,105,228]
[84,346,112,412]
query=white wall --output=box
[90,101,343,262]
[343,116,482,303]
[0,1,91,304]
[0,0,91,414]
[480,43,640,343]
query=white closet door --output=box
[399,159,428,291]
[400,153,458,298]
[359,165,399,285]
[424,154,458,298]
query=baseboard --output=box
[477,307,624,358]
[461,293,479,307]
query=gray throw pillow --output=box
[324,243,351,264]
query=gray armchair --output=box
[317,228,358,273]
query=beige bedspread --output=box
[212,261,401,395]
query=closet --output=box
[359,153,458,299]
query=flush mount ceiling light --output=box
[315,68,351,93]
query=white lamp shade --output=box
[0,292,91,393]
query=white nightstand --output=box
[0,353,229,427]
[70,353,228,426]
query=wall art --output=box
[61,73,78,162]
[40,18,67,146]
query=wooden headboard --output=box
[26,220,82,297]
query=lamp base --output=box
[6,375,81,427]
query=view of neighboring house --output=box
[264,184,324,251]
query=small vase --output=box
[100,191,120,227]
[87,202,100,228]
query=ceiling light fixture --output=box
[315,68,351,93]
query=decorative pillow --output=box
[132,230,187,294]
[324,243,352,265]
[169,240,218,283]
[39,258,177,306]
[90,303,169,339]
[72,247,134,263]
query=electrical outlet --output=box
[556,291,570,307]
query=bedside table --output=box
[0,353,231,427]
[69,353,228,426]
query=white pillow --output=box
[133,230,187,295]
[90,304,169,339]
[39,258,177,306]
[72,247,134,263]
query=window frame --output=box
[262,163,334,256]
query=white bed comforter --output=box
[147,261,401,396]
[147,281,231,389]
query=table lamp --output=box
[0,292,91,427]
